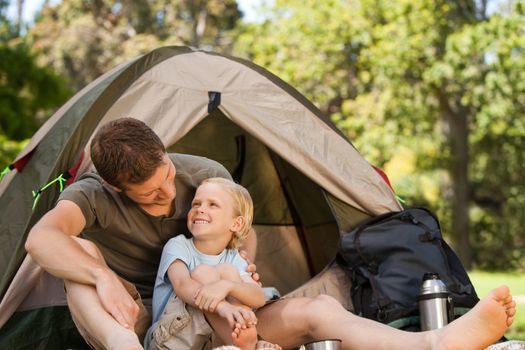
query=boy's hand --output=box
[215,301,257,329]
[194,280,231,312]
[239,250,261,286]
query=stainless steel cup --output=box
[302,339,342,350]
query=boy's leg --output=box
[65,237,147,350]
[191,264,257,350]
[255,288,515,350]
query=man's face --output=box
[122,154,176,207]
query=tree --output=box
[0,0,70,169]
[27,0,242,91]
[234,0,525,269]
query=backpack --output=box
[336,207,479,330]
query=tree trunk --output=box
[439,93,472,268]
[450,113,472,268]
[189,3,207,47]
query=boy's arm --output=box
[166,259,203,306]
[194,275,265,311]
[167,261,256,328]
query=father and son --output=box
[25,118,516,350]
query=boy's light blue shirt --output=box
[150,234,249,325]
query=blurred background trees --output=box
[1,0,524,270]
[0,0,70,167]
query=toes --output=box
[492,285,510,300]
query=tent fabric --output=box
[0,46,402,347]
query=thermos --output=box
[418,272,452,330]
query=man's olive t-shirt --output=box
[58,154,231,298]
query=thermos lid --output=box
[422,272,440,280]
[419,272,449,296]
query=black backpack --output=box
[336,207,479,330]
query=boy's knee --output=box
[216,263,240,280]
[191,264,219,283]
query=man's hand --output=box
[239,250,261,286]
[194,280,231,312]
[95,268,139,329]
[215,301,257,329]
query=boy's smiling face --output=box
[188,182,242,246]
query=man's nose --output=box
[158,181,174,198]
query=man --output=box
[26,118,516,350]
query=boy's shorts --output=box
[68,277,150,350]
[147,293,214,350]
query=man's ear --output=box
[104,181,123,193]
[230,216,245,232]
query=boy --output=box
[146,178,280,350]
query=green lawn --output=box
[469,271,525,341]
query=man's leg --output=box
[65,237,145,350]
[255,287,515,350]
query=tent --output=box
[0,46,402,348]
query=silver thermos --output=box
[418,272,452,331]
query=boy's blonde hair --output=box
[200,177,253,250]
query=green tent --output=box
[0,46,401,348]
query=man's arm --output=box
[240,227,257,262]
[25,200,138,329]
[239,227,261,285]
[25,200,103,283]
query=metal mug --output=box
[301,339,342,350]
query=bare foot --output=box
[256,340,282,349]
[232,324,258,350]
[435,285,516,350]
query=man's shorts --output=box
[146,293,214,350]
[69,277,150,350]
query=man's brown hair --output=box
[90,118,166,189]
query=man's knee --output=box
[305,295,344,318]
[71,236,104,261]
[191,264,219,283]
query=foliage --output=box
[1,0,523,269]
[234,0,525,269]
[0,0,71,169]
[27,0,242,91]
[0,43,70,140]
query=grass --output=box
[469,271,525,341]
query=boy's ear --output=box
[230,216,245,232]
